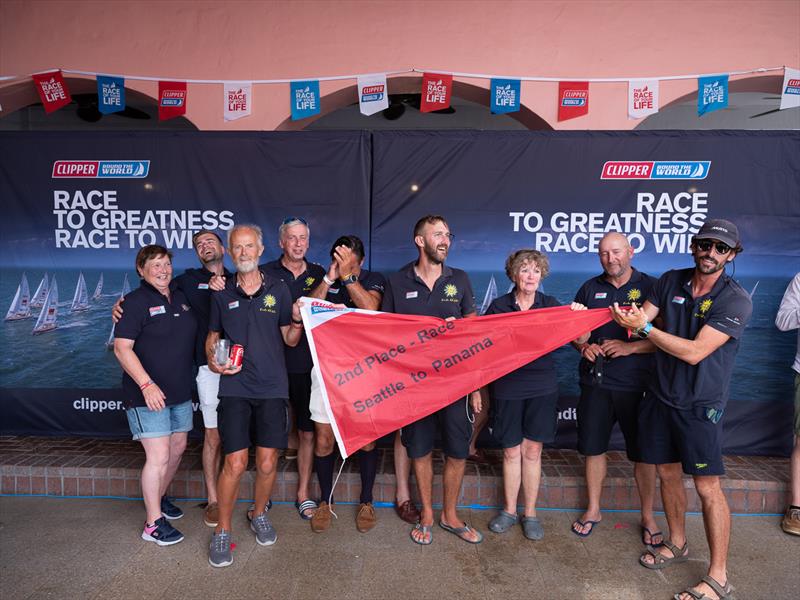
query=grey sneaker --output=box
[250,511,277,546]
[208,529,233,568]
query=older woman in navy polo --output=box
[485,249,588,541]
[114,245,197,547]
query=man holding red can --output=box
[205,223,304,568]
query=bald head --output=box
[598,232,634,281]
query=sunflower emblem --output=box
[263,294,277,309]
[444,284,458,298]
[304,276,315,287]
[627,288,641,302]
[699,298,713,315]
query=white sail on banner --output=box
[70,272,90,312]
[479,275,499,315]
[107,273,132,348]
[33,277,58,334]
[5,273,32,321]
[31,273,49,308]
[92,273,104,300]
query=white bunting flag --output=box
[628,79,659,119]
[357,74,389,116]
[223,82,252,121]
[779,67,800,111]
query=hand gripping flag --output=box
[301,298,611,457]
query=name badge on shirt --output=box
[197,283,209,290]
[228,301,240,310]
[329,287,340,294]
[149,305,166,316]
[594,292,608,299]
[672,296,686,305]
[406,291,418,299]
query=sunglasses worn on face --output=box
[696,240,732,255]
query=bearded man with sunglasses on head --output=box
[609,219,751,600]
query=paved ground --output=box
[1,496,797,599]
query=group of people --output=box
[111,212,774,600]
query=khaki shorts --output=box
[309,366,331,424]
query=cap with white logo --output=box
[694,218,740,248]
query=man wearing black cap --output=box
[610,219,751,600]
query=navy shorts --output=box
[491,391,559,448]
[288,372,314,433]
[217,396,289,455]
[638,394,725,476]
[577,385,644,461]
[401,396,472,459]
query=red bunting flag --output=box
[420,72,452,113]
[558,81,589,121]
[158,81,187,121]
[302,299,611,457]
[32,70,72,114]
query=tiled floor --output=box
[0,436,790,513]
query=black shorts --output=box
[217,396,289,455]
[577,385,644,461]
[401,397,472,459]
[491,391,559,448]
[288,372,314,433]
[638,394,725,476]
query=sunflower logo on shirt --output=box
[627,288,642,304]
[443,284,458,299]
[699,298,713,315]
[261,294,277,313]
[304,276,316,290]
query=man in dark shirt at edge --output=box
[381,215,482,545]
[610,219,752,600]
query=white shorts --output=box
[309,366,330,424]
[196,365,221,429]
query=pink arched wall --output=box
[1,0,798,130]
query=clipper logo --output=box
[785,78,800,95]
[160,90,186,107]
[52,160,150,178]
[561,89,587,107]
[361,84,385,103]
[601,161,710,180]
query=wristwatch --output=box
[636,321,653,338]
[341,274,358,286]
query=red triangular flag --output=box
[420,73,452,113]
[158,81,187,121]
[32,71,72,114]
[558,81,589,122]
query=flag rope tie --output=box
[328,458,347,520]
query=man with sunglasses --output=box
[610,219,752,600]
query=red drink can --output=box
[230,344,244,368]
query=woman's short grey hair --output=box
[227,223,263,248]
[505,249,550,282]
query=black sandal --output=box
[673,574,734,600]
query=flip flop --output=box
[410,523,432,545]
[639,540,688,570]
[641,525,664,547]
[295,499,318,520]
[438,521,483,544]
[571,519,600,537]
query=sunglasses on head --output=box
[282,216,308,226]
[696,239,732,255]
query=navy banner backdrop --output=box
[1,130,798,456]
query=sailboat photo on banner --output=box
[92,273,104,300]
[70,272,90,312]
[479,274,498,315]
[32,277,58,335]
[106,273,131,348]
[5,273,32,321]
[30,273,49,308]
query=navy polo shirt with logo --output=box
[381,262,476,318]
[648,268,752,411]
[174,266,232,367]
[260,258,325,374]
[323,270,386,307]
[115,280,197,409]
[485,291,561,399]
[573,268,657,392]
[208,274,292,399]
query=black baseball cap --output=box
[694,219,740,249]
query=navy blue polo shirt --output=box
[381,262,476,318]
[485,291,561,399]
[323,270,386,307]
[208,273,292,399]
[648,268,752,410]
[574,268,656,392]
[115,280,197,409]
[174,266,232,367]
[260,258,325,374]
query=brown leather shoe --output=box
[311,501,333,533]
[356,502,377,533]
[394,500,420,524]
[203,502,219,528]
